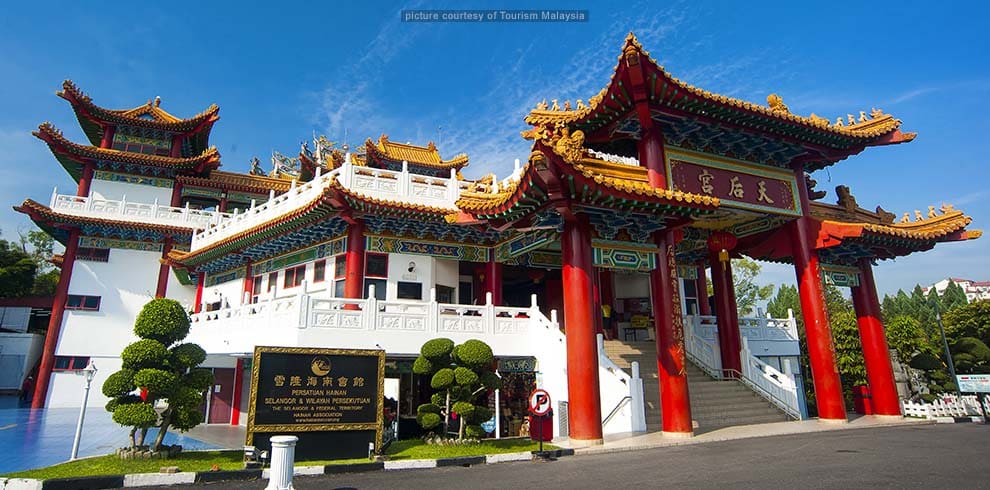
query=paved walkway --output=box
[553,414,932,454]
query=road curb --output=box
[0,448,572,489]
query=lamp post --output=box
[70,361,98,461]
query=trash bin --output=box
[852,385,873,415]
[528,411,553,442]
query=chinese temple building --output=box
[16,36,980,446]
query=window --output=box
[283,265,306,288]
[252,275,264,303]
[333,255,347,298]
[112,141,170,156]
[53,356,90,371]
[313,260,327,283]
[268,272,278,293]
[76,247,110,262]
[397,281,423,300]
[364,279,387,300]
[437,285,455,304]
[366,253,388,278]
[66,295,100,311]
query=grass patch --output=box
[2,438,557,480]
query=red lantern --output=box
[706,231,738,270]
[527,270,546,284]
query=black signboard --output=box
[247,347,385,460]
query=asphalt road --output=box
[160,424,990,489]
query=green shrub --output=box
[451,401,475,417]
[431,368,455,389]
[121,340,168,369]
[455,340,493,369]
[134,298,190,344]
[417,412,442,429]
[101,369,136,398]
[412,356,434,375]
[111,402,158,428]
[464,424,485,438]
[133,369,178,398]
[453,367,478,386]
[171,406,204,431]
[421,338,454,360]
[170,343,207,370]
[183,368,214,391]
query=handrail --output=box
[734,370,801,420]
[602,396,632,427]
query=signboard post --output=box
[529,389,551,458]
[247,346,385,460]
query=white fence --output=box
[902,394,989,419]
[50,190,227,230]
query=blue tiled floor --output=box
[0,397,220,474]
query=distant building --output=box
[923,278,990,303]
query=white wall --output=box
[204,275,246,309]
[60,249,163,359]
[434,259,459,302]
[48,355,122,408]
[386,254,434,301]
[90,179,173,205]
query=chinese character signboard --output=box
[666,149,800,216]
[247,346,385,460]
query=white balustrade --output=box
[740,337,802,419]
[49,189,229,230]
[902,394,989,419]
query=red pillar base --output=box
[561,215,603,445]
[343,220,366,309]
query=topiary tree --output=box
[413,338,500,440]
[103,298,213,453]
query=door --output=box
[208,368,235,424]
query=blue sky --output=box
[1,1,987,296]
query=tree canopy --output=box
[103,298,212,453]
[413,338,500,440]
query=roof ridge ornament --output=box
[767,94,789,114]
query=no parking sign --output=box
[529,389,551,415]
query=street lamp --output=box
[933,302,960,397]
[70,361,98,461]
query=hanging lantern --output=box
[706,231,738,270]
[527,269,546,284]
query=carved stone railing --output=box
[50,190,228,230]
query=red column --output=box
[230,358,245,425]
[790,217,846,421]
[852,259,901,416]
[99,125,116,149]
[695,263,712,317]
[484,259,503,305]
[592,269,603,336]
[155,237,173,298]
[32,229,81,408]
[170,183,183,208]
[709,253,742,374]
[171,134,183,158]
[791,162,846,422]
[193,273,205,314]
[77,163,94,197]
[651,229,693,434]
[242,260,254,305]
[218,194,228,213]
[343,220,366,300]
[637,126,668,189]
[560,214,603,445]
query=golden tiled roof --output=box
[35,122,220,169]
[177,170,292,194]
[366,135,469,169]
[58,80,219,132]
[859,210,975,240]
[524,33,913,142]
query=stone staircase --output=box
[604,339,791,433]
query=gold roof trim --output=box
[368,135,469,169]
[524,33,912,141]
